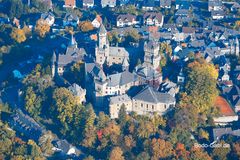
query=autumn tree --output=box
[184,59,219,114]
[22,24,32,38]
[24,86,42,118]
[81,105,97,148]
[108,31,121,45]
[124,29,140,45]
[173,105,198,131]
[109,147,125,160]
[38,131,54,156]
[190,147,212,160]
[137,120,154,139]
[79,21,94,32]
[169,127,193,149]
[211,140,230,160]
[198,128,209,140]
[52,87,79,135]
[35,19,50,38]
[10,27,26,43]
[150,138,173,159]
[118,104,127,126]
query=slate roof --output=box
[109,94,131,104]
[10,109,44,140]
[83,0,94,4]
[175,9,189,16]
[160,0,171,7]
[134,65,162,81]
[85,63,106,81]
[41,12,54,20]
[117,14,136,22]
[64,13,79,22]
[213,127,240,141]
[144,40,159,50]
[209,0,222,7]
[57,44,85,67]
[133,86,175,104]
[99,24,107,34]
[107,71,136,87]
[109,46,129,58]
[189,40,206,48]
[143,12,163,22]
[68,83,85,96]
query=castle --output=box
[95,24,129,66]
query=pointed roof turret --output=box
[122,57,129,69]
[99,23,107,34]
[69,34,77,47]
[52,51,56,63]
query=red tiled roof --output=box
[214,96,236,116]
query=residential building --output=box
[64,0,76,8]
[41,12,55,26]
[211,10,224,20]
[142,0,155,10]
[208,0,222,12]
[63,13,79,27]
[83,0,94,8]
[92,15,102,28]
[160,0,171,8]
[116,14,138,27]
[95,24,129,66]
[132,86,175,116]
[109,94,132,119]
[143,12,164,27]
[101,0,116,8]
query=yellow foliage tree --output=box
[79,21,94,32]
[35,19,50,38]
[10,27,26,43]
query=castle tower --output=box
[98,24,108,49]
[143,40,161,69]
[95,24,109,65]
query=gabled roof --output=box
[109,94,131,104]
[133,86,175,104]
[117,14,136,22]
[143,12,163,22]
[107,71,136,87]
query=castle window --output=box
[152,105,154,110]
